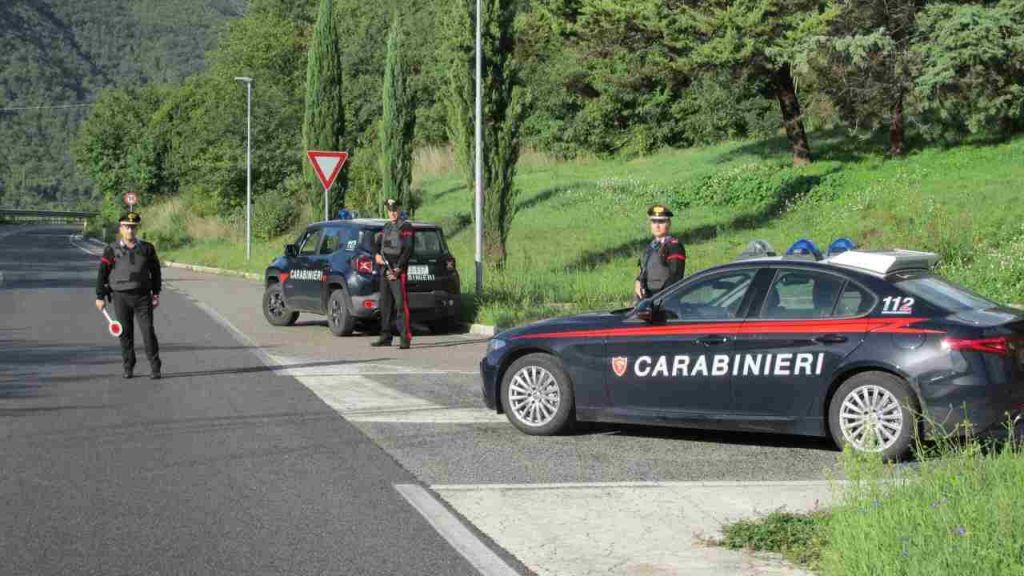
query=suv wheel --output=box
[501,353,575,436]
[327,289,355,336]
[828,371,918,461]
[263,283,298,326]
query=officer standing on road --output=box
[372,199,414,350]
[94,212,163,379]
[635,204,686,300]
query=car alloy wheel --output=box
[508,365,561,427]
[838,384,904,452]
[268,291,287,318]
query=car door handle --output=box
[696,335,730,346]
[813,334,848,344]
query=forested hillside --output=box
[0,0,244,209]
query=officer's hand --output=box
[634,280,644,299]
[386,272,396,281]
[94,299,105,311]
[374,254,385,265]
[152,294,160,309]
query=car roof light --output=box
[736,239,777,261]
[827,237,856,256]
[336,209,357,220]
[785,239,823,260]
[827,249,939,275]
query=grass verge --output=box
[716,430,1024,575]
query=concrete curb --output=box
[163,260,262,281]
[467,323,500,337]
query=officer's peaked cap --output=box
[384,198,401,210]
[119,212,142,225]
[647,204,673,218]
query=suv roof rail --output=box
[826,249,938,275]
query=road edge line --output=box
[191,300,280,369]
[393,483,521,576]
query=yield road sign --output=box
[306,151,349,191]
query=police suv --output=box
[480,240,1024,459]
[263,216,460,335]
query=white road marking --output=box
[394,484,521,576]
[432,481,833,576]
[68,234,103,257]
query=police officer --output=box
[371,199,414,349]
[635,204,686,300]
[94,212,163,379]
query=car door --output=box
[730,268,875,421]
[285,227,325,311]
[605,269,758,419]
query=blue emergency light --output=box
[336,209,357,220]
[827,237,856,256]
[785,239,823,260]
[400,209,409,220]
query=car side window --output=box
[320,227,357,255]
[299,229,324,256]
[660,271,755,321]
[760,270,845,319]
[834,282,874,317]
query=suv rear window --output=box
[357,227,449,259]
[893,272,996,313]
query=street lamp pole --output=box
[234,76,253,261]
[474,0,484,295]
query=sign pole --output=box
[245,79,252,261]
[474,0,484,296]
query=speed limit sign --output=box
[123,192,138,207]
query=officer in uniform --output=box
[635,204,686,300]
[371,199,415,349]
[94,212,163,379]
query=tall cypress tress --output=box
[302,0,346,216]
[443,0,525,268]
[379,18,416,214]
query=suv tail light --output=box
[942,337,1019,356]
[352,256,374,275]
[446,257,457,272]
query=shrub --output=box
[252,183,299,241]
[674,163,818,212]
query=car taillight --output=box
[446,257,456,272]
[352,256,374,275]
[942,337,1015,356]
[279,272,290,283]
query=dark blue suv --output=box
[262,218,461,335]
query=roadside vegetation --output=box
[148,133,1024,326]
[718,429,1024,575]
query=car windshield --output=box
[893,273,997,313]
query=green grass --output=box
[416,133,1024,325]
[148,132,1024,325]
[717,431,1024,575]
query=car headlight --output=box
[487,338,507,354]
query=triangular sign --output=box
[306,150,349,191]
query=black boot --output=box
[399,337,411,350]
[123,367,133,379]
[370,336,393,347]
[150,368,161,380]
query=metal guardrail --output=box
[0,208,98,222]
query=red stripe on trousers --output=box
[400,273,411,341]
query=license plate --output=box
[408,265,429,276]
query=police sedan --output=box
[480,247,1024,459]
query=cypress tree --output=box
[443,0,526,267]
[302,0,346,215]
[380,17,416,214]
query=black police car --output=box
[480,244,1024,459]
[263,217,460,336]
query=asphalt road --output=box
[0,225,497,575]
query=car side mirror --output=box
[285,244,298,257]
[634,299,659,323]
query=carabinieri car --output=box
[480,247,1024,459]
[263,217,460,336]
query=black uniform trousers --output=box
[112,290,161,372]
[379,272,411,342]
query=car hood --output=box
[501,311,624,339]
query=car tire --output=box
[501,353,575,436]
[327,289,355,336]
[263,283,299,326]
[828,371,919,461]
